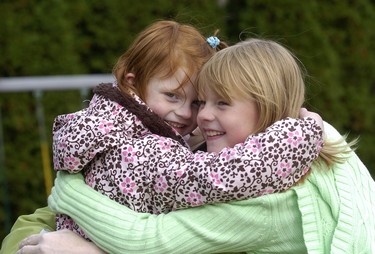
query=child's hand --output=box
[17,229,106,254]
[300,108,324,131]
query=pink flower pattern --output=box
[67,113,76,120]
[64,157,79,170]
[246,139,261,153]
[277,162,292,177]
[63,218,74,227]
[123,147,136,163]
[121,177,136,194]
[155,136,172,150]
[221,148,236,160]
[99,119,114,134]
[187,192,203,206]
[287,130,303,146]
[210,173,221,185]
[154,176,168,192]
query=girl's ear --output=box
[125,73,135,85]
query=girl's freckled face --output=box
[145,68,199,136]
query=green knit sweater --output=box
[1,123,374,253]
[47,123,375,253]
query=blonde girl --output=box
[196,38,350,168]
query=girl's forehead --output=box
[163,68,195,82]
[199,87,222,99]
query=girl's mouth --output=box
[205,130,225,138]
[166,121,185,129]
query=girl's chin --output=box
[178,128,196,137]
[172,127,185,136]
[206,142,225,153]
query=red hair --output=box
[113,20,223,100]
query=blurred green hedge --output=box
[1,0,374,242]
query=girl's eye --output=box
[198,100,206,106]
[218,101,229,106]
[191,100,201,108]
[198,100,206,109]
[165,92,178,100]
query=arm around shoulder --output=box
[48,171,305,253]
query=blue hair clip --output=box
[207,36,220,49]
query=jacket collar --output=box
[93,83,187,146]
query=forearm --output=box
[48,172,269,254]
[0,207,56,254]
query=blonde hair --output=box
[197,38,355,167]
[113,20,226,100]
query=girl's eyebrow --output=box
[169,89,182,96]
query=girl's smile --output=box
[197,88,259,153]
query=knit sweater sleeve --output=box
[49,171,307,254]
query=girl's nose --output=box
[197,104,214,122]
[176,103,192,119]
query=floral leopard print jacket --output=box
[53,83,323,237]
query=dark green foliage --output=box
[0,0,374,242]
[0,0,82,76]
